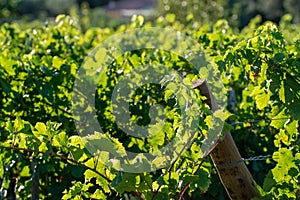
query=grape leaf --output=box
[255,92,270,110]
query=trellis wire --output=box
[215,155,272,168]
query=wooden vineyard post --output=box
[192,79,260,200]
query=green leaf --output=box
[85,133,127,158]
[288,167,299,177]
[274,53,285,63]
[263,171,276,192]
[279,80,294,104]
[14,117,24,132]
[255,92,270,110]
[269,107,288,129]
[278,83,285,103]
[110,172,138,193]
[272,148,293,163]
[190,167,211,192]
[69,136,85,149]
[164,90,174,101]
[34,122,48,137]
[272,148,296,182]
[182,175,200,185]
[20,166,31,177]
[213,109,227,121]
[285,120,298,136]
[90,189,106,199]
[84,169,98,182]
[39,142,48,151]
[62,192,72,200]
[52,56,64,69]
[5,121,14,133]
[166,82,177,91]
[52,131,68,147]
[288,101,300,120]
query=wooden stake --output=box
[192,79,260,200]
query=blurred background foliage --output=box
[158,0,300,28]
[0,0,300,30]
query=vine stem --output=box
[0,145,146,199]
[176,158,206,200]
[0,145,112,183]
[151,135,194,200]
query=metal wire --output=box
[243,155,272,161]
[215,155,272,168]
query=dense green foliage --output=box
[0,13,300,199]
